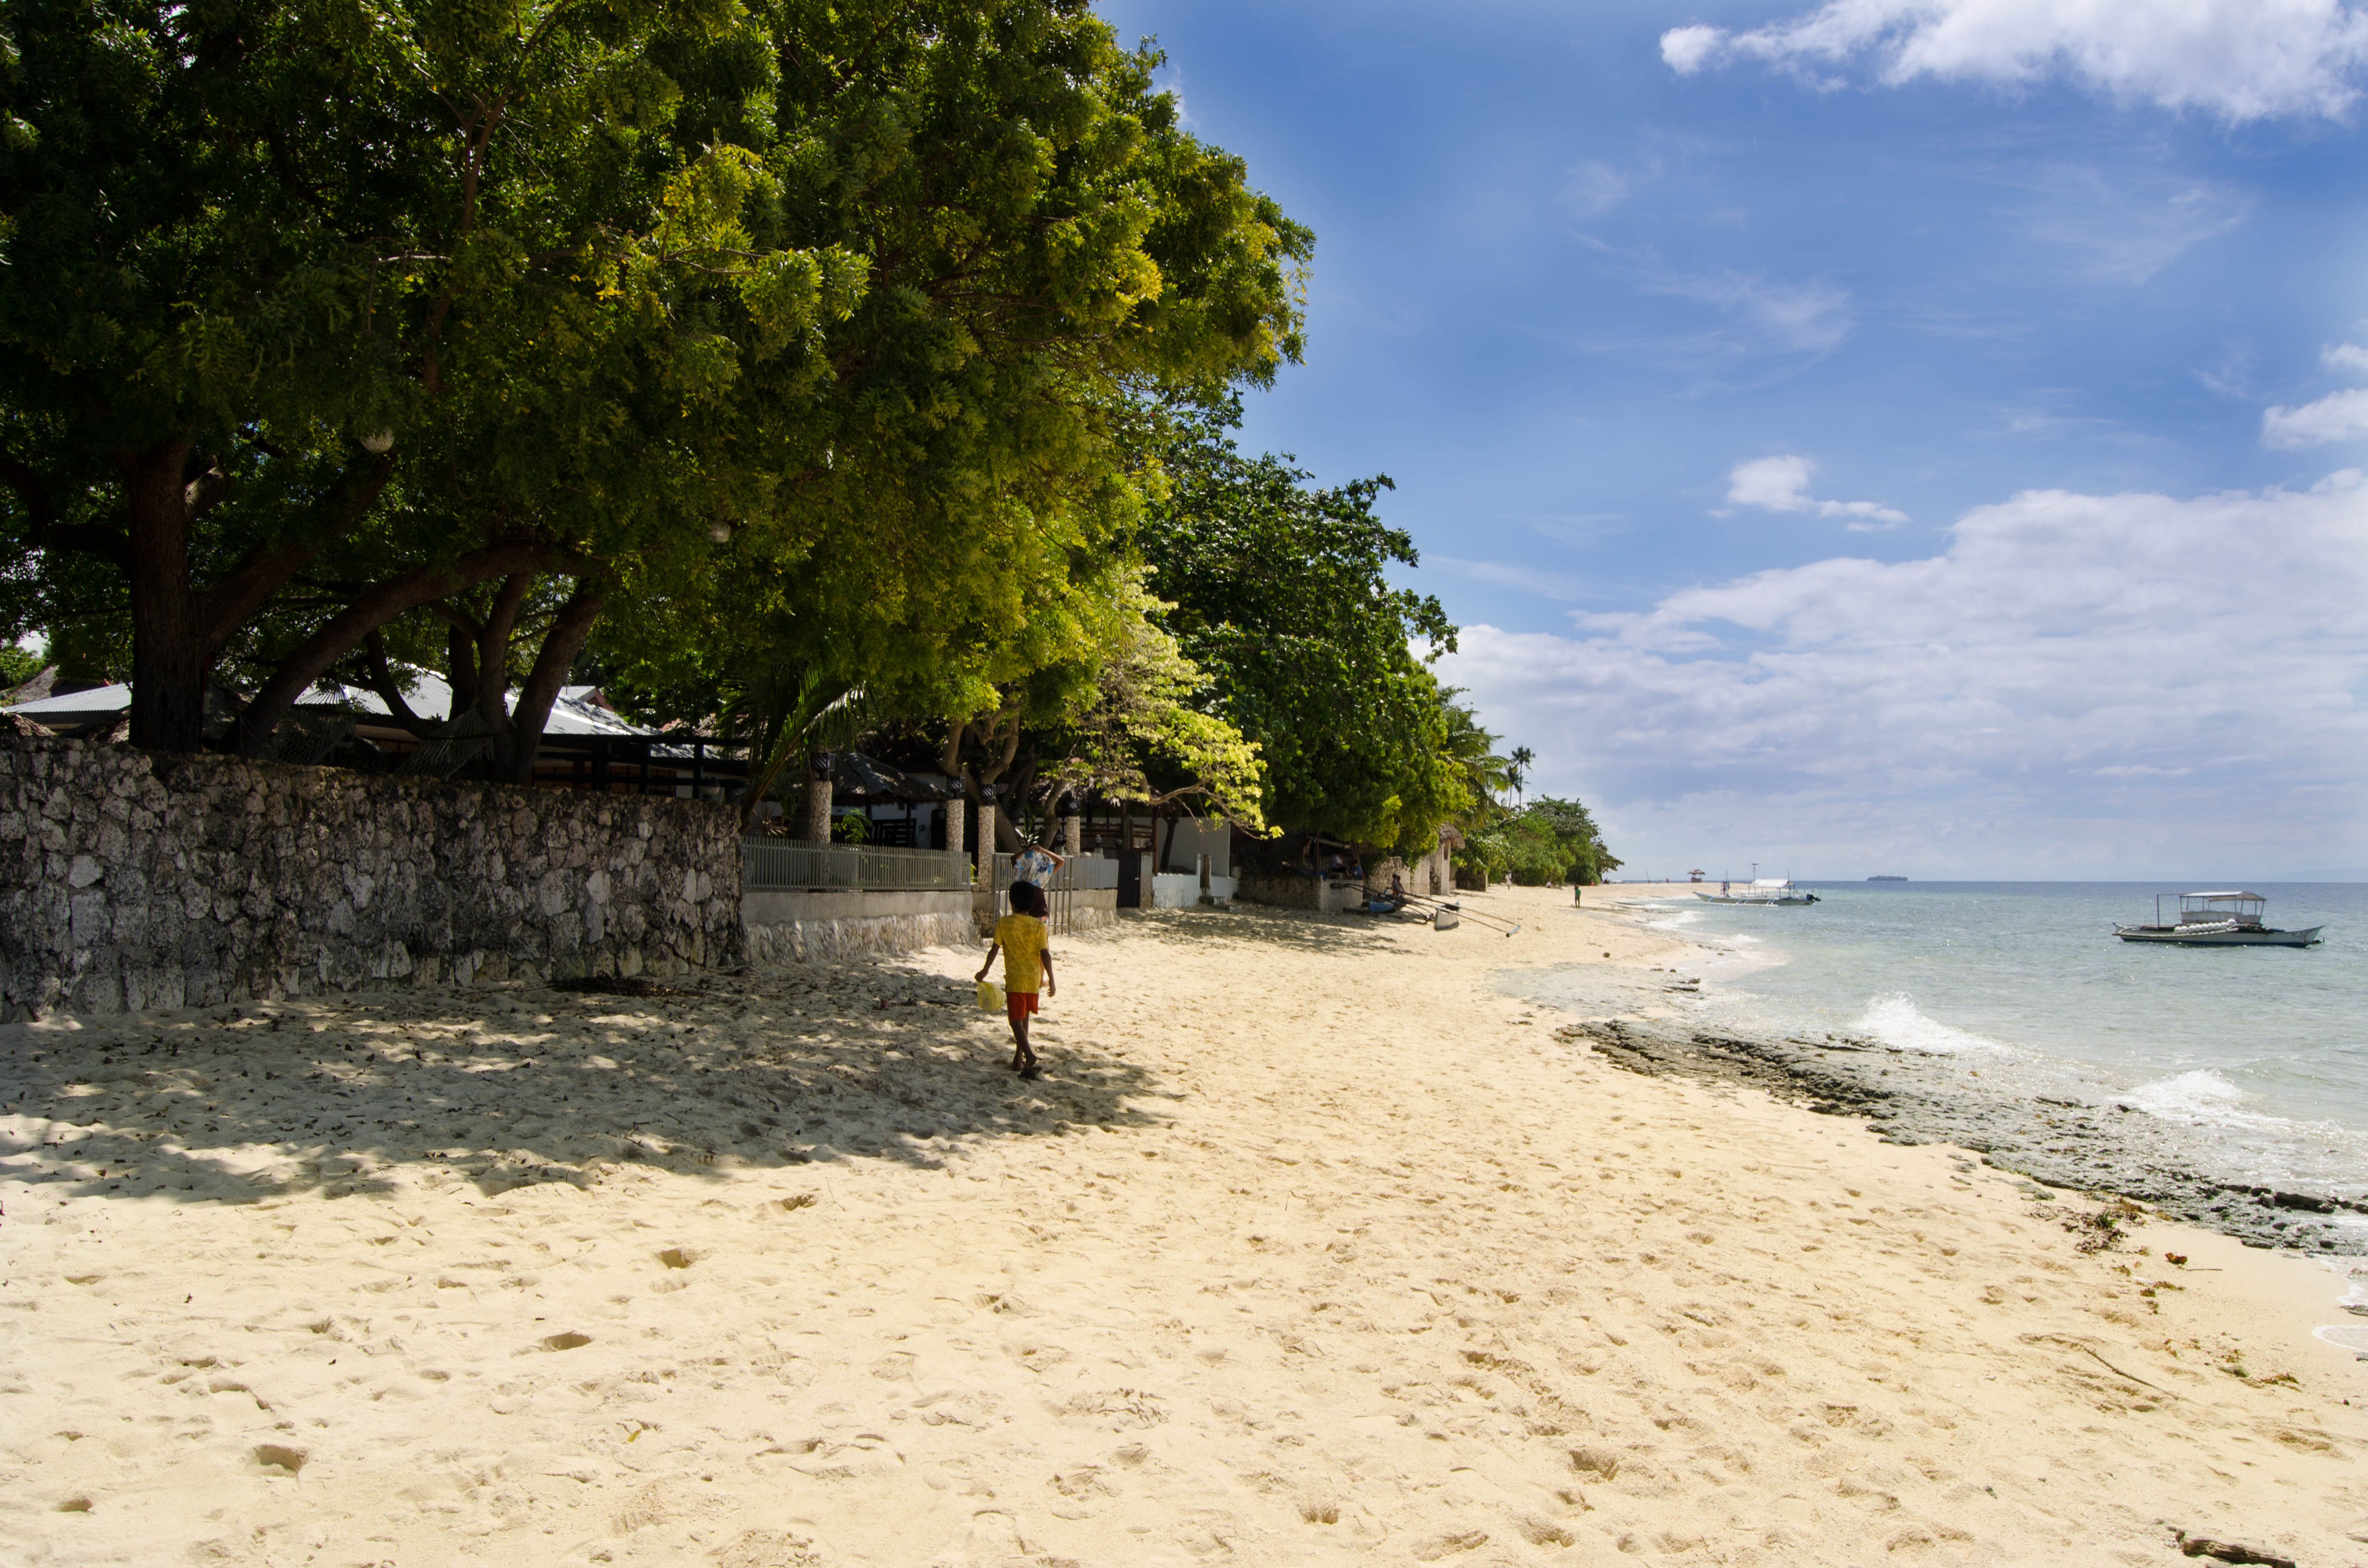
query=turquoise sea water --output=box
[1633,882,2368,1201]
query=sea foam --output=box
[2116,1069,2246,1122]
[1854,994,2003,1055]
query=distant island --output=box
[1868,875,1908,881]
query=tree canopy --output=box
[0,0,1308,767]
[0,0,1616,874]
[1138,414,1466,854]
[1460,795,1621,886]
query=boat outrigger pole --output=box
[1394,888,1520,937]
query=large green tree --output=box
[2,0,1308,774]
[0,0,763,750]
[577,7,1311,807]
[1141,416,1465,853]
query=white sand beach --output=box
[4,885,2364,1566]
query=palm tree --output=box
[728,668,871,832]
[1509,745,1535,802]
[1439,696,1513,807]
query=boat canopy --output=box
[2172,891,2267,928]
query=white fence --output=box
[742,840,970,893]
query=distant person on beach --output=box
[977,881,1057,1078]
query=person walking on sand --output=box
[976,880,1057,1078]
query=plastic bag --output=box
[976,980,1004,1011]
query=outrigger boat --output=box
[2114,891,2322,948]
[1376,887,1519,937]
[1696,877,1820,906]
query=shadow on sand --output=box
[0,954,1173,1206]
[1099,900,1409,955]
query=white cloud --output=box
[1644,270,1855,357]
[2245,341,2368,445]
[1727,454,1816,510]
[1660,0,2368,122]
[2010,166,2253,284]
[1153,65,1192,129]
[1661,24,1724,74]
[1441,472,2368,877]
[1727,454,1909,528]
[2194,341,2258,400]
[2263,345,2368,447]
[2265,388,2368,448]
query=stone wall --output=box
[0,737,744,1020]
[743,889,977,966]
[1234,873,1364,915]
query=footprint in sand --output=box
[253,1444,307,1475]
[710,1530,824,1568]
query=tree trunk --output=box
[27,439,388,755]
[488,573,606,784]
[120,441,208,751]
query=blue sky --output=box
[1102,0,2368,879]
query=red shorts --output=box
[1006,991,1039,1024]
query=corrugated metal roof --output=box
[4,673,658,738]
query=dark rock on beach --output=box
[1548,1014,2367,1256]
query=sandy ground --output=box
[3,884,2366,1567]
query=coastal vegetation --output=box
[1138,408,1470,856]
[1458,795,1621,886]
[0,0,1612,862]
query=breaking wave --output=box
[2116,1069,2246,1121]
[1854,994,2006,1055]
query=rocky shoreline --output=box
[1546,1010,2368,1256]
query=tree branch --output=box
[195,453,395,651]
[0,450,133,569]
[231,539,560,757]
[471,569,538,730]
[496,570,606,782]
[359,630,442,738]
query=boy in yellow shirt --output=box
[976,880,1057,1078]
